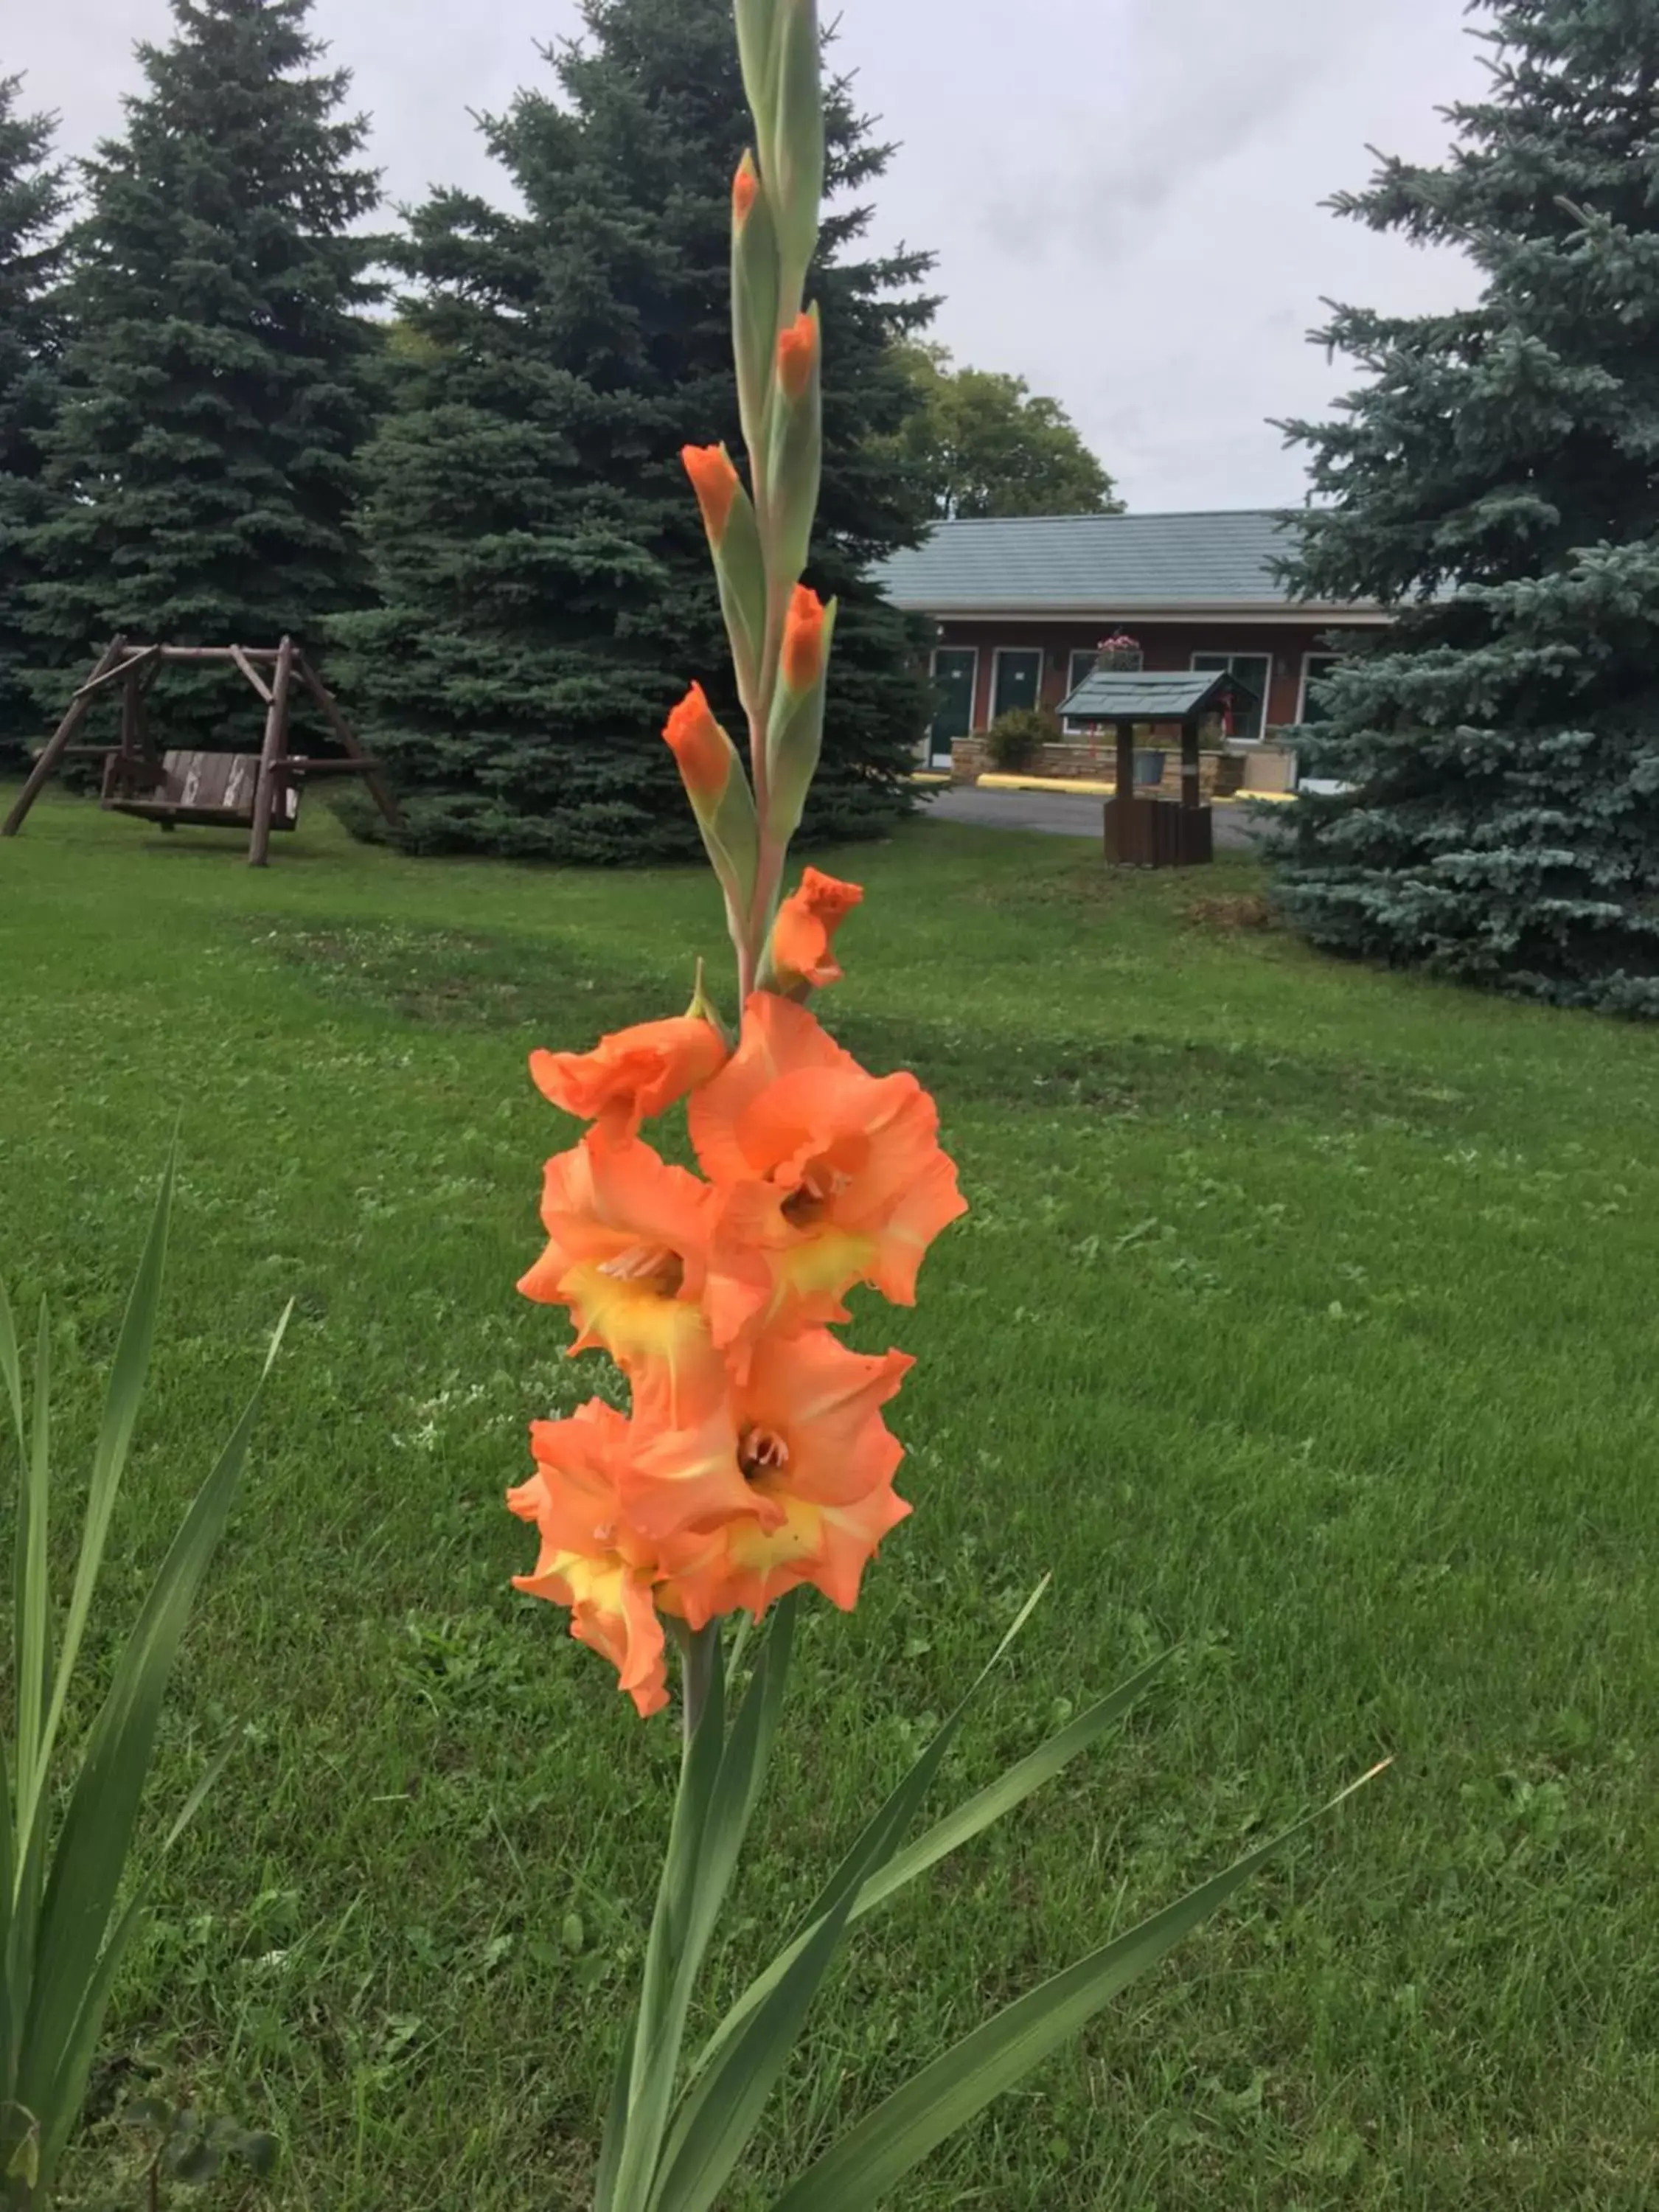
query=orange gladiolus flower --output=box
[664,684,732,806]
[740,1327,913,1505]
[682,443,740,547]
[622,1326,912,1550]
[509,1402,669,1717]
[665,1475,912,1628]
[530,1015,727,1137]
[519,1130,727,1428]
[689,993,967,1357]
[776,311,818,401]
[780,585,827,695]
[771,867,862,992]
[733,150,760,226]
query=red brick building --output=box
[874,509,1386,779]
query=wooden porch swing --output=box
[1,634,403,866]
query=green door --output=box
[928,648,977,765]
[992,648,1042,721]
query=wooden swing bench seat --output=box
[102,748,301,830]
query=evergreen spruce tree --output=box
[25,0,380,745]
[0,79,68,768]
[331,0,935,863]
[1276,0,1659,1013]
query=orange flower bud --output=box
[776,310,818,401]
[781,585,827,695]
[733,150,760,226]
[530,1014,728,1136]
[663,683,731,804]
[771,867,863,992]
[681,443,740,546]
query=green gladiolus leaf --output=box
[731,163,780,467]
[15,1298,52,1837]
[0,1168,288,2208]
[685,1635,1166,2090]
[767,1764,1392,2212]
[684,1582,1053,2093]
[647,1805,872,2212]
[764,598,835,853]
[764,305,822,596]
[712,481,768,712]
[29,1141,178,1829]
[0,1270,23,1468]
[734,0,782,142]
[769,0,824,316]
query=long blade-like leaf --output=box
[688,1650,1174,2085]
[689,1591,797,1965]
[0,1271,24,1467]
[32,1150,175,1801]
[15,1301,52,1833]
[808,1579,1051,1929]
[18,1309,284,2119]
[605,1626,727,2212]
[863,1650,1175,1919]
[37,1739,235,2194]
[0,1717,14,2107]
[684,1582,1055,2093]
[0,1276,23,2091]
[767,1764,1393,2212]
[611,1599,797,2212]
[647,1810,880,2212]
[593,2016,640,2212]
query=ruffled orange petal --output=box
[530,1130,714,1290]
[518,1131,728,1424]
[740,1329,912,1506]
[530,1015,727,1136]
[507,1402,669,1717]
[770,869,863,992]
[663,1484,910,1625]
[513,1402,654,1568]
[689,991,851,1185]
[690,995,966,1345]
[515,1550,669,1717]
[624,1405,781,1544]
[698,1181,863,1361]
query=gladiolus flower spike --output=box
[518,0,959,1717]
[507,5,1376,2210]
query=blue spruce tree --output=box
[0,80,67,767]
[1276,0,1659,1013]
[24,0,382,746]
[330,0,936,863]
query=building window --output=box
[1298,653,1343,725]
[1191,651,1271,742]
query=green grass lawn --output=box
[4,785,1659,2211]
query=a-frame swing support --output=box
[1,638,403,866]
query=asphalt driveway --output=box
[924,782,1271,850]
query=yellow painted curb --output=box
[977,772,1116,796]
[971,774,1302,805]
[909,771,951,785]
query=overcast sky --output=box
[11,0,1487,511]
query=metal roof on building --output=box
[1056,668,1250,724]
[873,509,1376,618]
